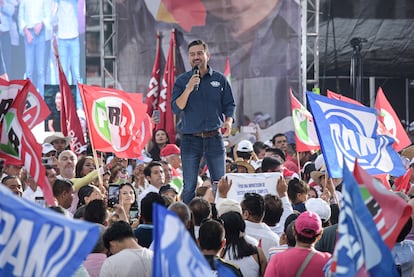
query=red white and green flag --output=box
[0,86,54,205]
[224,57,231,84]
[290,90,319,152]
[79,84,151,158]
[375,87,411,152]
[146,32,162,117]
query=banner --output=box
[0,87,54,205]
[146,32,162,117]
[221,173,280,203]
[331,163,399,277]
[290,90,319,152]
[375,87,411,152]
[156,29,177,143]
[56,51,86,154]
[153,204,213,277]
[79,84,150,158]
[0,186,99,277]
[353,161,412,249]
[306,92,405,178]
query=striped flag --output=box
[146,32,162,117]
[224,57,231,84]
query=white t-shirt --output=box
[100,248,153,277]
[245,220,280,261]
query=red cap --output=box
[294,211,322,238]
[160,144,180,157]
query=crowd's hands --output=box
[217,176,232,198]
[320,177,337,204]
[276,176,288,198]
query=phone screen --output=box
[129,208,139,223]
[152,110,160,124]
[35,196,47,208]
[107,184,120,208]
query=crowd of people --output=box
[2,128,414,277]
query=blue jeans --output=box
[58,37,82,108]
[24,29,45,96]
[180,133,226,204]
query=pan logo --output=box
[92,96,136,151]
[318,100,395,172]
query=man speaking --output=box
[172,40,236,204]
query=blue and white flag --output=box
[153,204,214,277]
[306,92,405,178]
[0,186,99,277]
[330,163,399,277]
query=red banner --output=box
[157,29,177,143]
[79,84,150,158]
[0,87,54,204]
[375,87,411,152]
[56,55,86,154]
[146,32,162,117]
[354,161,412,249]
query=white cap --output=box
[314,154,326,171]
[305,198,331,222]
[216,199,242,217]
[42,143,56,155]
[237,140,253,152]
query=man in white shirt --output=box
[137,161,165,208]
[101,221,153,277]
[241,192,280,260]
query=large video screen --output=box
[4,0,85,109]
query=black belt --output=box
[192,129,220,138]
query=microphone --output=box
[193,66,200,91]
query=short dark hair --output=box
[265,147,286,162]
[52,179,73,197]
[189,197,211,226]
[263,194,283,226]
[188,40,208,51]
[140,192,165,223]
[240,193,265,221]
[143,161,163,177]
[2,175,18,184]
[103,221,135,250]
[198,219,224,251]
[78,185,95,206]
[84,199,107,225]
[272,133,287,145]
[261,157,282,172]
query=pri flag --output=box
[0,88,54,205]
[79,84,150,158]
[306,92,405,178]
[0,79,50,129]
[157,29,177,143]
[331,163,399,277]
[224,56,232,84]
[353,161,412,249]
[394,168,412,195]
[290,90,319,152]
[0,186,99,277]
[56,54,86,154]
[153,204,214,277]
[146,32,162,117]
[375,87,411,152]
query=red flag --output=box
[394,168,412,194]
[78,84,150,158]
[326,90,363,106]
[0,88,54,205]
[0,79,50,128]
[375,87,411,152]
[290,90,319,152]
[159,0,206,32]
[55,49,86,154]
[353,161,412,249]
[157,29,176,143]
[146,32,162,117]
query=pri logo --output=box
[0,109,22,158]
[292,106,318,146]
[92,96,137,151]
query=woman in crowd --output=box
[147,129,169,161]
[220,211,267,277]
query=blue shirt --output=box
[171,66,236,134]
